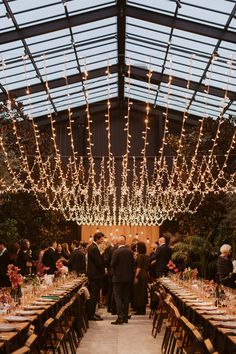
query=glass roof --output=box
[0,0,235,121]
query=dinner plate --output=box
[220,322,236,329]
[199,310,225,315]
[36,298,55,302]
[23,305,45,310]
[196,306,219,311]
[15,310,38,315]
[192,302,212,307]
[4,316,30,322]
[32,301,51,306]
[209,315,236,321]
[0,323,17,332]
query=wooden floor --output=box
[77,309,164,354]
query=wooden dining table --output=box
[159,277,236,354]
[0,276,87,353]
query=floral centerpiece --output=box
[7,264,23,301]
[56,259,63,272]
[7,264,23,289]
[0,291,12,305]
[34,261,49,279]
[56,259,68,277]
[182,267,198,281]
[167,260,179,273]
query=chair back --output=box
[10,347,30,354]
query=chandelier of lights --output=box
[0,55,235,226]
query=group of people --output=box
[0,239,87,287]
[0,233,172,326]
[1,233,235,326]
[86,233,172,325]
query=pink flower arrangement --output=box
[34,261,49,278]
[0,292,12,304]
[167,260,179,273]
[7,264,23,289]
[56,259,63,271]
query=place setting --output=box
[3,315,31,323]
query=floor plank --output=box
[77,310,163,354]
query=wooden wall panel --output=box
[81,224,159,251]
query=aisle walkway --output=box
[77,310,163,354]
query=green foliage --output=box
[0,192,71,253]
[171,235,218,279]
[0,218,19,244]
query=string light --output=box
[0,56,235,225]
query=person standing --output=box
[217,244,236,289]
[42,240,57,274]
[18,239,33,276]
[103,236,118,313]
[0,241,11,288]
[133,241,149,315]
[87,232,105,321]
[111,235,134,325]
[66,240,86,275]
[150,237,172,277]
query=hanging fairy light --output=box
[0,55,235,225]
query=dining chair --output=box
[38,317,65,354]
[25,333,39,353]
[55,303,78,354]
[10,347,30,354]
[161,300,181,354]
[152,289,170,338]
[177,316,219,354]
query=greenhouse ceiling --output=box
[0,0,236,121]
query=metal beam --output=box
[129,66,236,101]
[117,0,126,102]
[1,64,235,103]
[35,97,200,127]
[0,5,118,44]
[126,5,236,44]
[1,4,235,47]
[0,65,118,101]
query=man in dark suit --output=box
[111,235,134,325]
[103,236,118,313]
[150,237,172,277]
[67,240,86,275]
[0,241,11,288]
[87,232,105,321]
[42,240,57,274]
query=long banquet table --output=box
[159,277,236,354]
[0,276,87,353]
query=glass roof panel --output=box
[67,0,116,13]
[11,2,65,27]
[0,4,15,32]
[0,0,235,121]
[177,0,235,28]
[127,0,176,15]
[26,29,71,52]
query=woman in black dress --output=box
[217,244,236,289]
[133,241,149,315]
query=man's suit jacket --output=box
[111,246,134,283]
[154,244,172,276]
[0,249,11,287]
[103,244,118,275]
[68,248,86,275]
[42,247,57,274]
[87,242,104,280]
